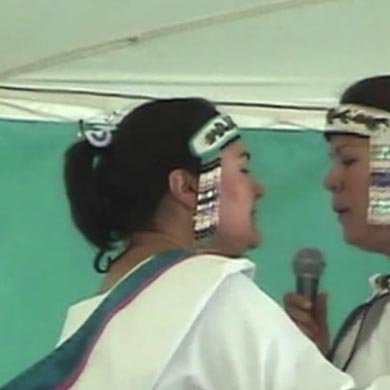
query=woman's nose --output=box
[324,168,343,192]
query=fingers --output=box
[284,292,330,352]
[284,293,328,322]
[284,292,312,310]
[284,293,318,337]
[285,306,319,329]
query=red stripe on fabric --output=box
[57,254,191,390]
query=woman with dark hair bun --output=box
[4,98,368,390]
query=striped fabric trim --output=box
[2,249,192,390]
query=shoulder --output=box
[158,272,351,390]
[368,293,390,339]
[184,252,256,279]
[197,271,300,340]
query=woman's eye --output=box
[241,168,251,174]
[342,158,357,166]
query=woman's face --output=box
[324,134,390,254]
[212,139,265,256]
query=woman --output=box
[285,76,390,388]
[3,98,356,389]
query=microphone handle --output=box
[296,276,319,302]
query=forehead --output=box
[221,139,248,158]
[328,134,369,150]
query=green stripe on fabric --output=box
[2,249,192,390]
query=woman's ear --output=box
[168,169,198,208]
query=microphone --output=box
[292,248,326,302]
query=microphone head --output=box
[292,248,326,278]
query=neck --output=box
[131,230,192,251]
[100,230,193,292]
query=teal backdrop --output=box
[0,120,388,385]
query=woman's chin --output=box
[246,229,261,251]
[343,229,358,245]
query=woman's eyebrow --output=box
[239,151,251,160]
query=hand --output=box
[284,292,330,355]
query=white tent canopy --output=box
[0,0,389,128]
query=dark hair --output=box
[340,75,390,111]
[64,98,219,260]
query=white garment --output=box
[157,272,354,390]
[365,376,390,390]
[332,288,390,388]
[59,253,355,390]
